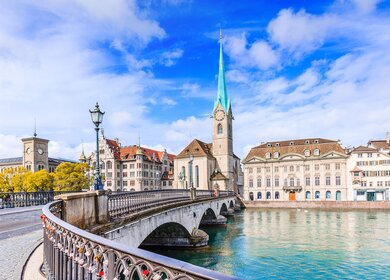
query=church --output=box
[173,33,243,193]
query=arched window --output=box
[266,191,271,199]
[266,152,271,159]
[314,149,320,156]
[249,178,253,188]
[275,191,280,199]
[107,161,112,169]
[304,149,310,157]
[249,192,254,201]
[217,123,223,134]
[326,191,331,199]
[305,191,311,199]
[257,192,262,199]
[290,178,294,187]
[274,152,279,158]
[101,161,105,169]
[315,191,320,199]
[257,177,261,188]
[336,190,341,201]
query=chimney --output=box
[386,132,389,144]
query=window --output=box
[297,178,301,186]
[130,180,135,186]
[267,143,272,147]
[195,165,199,188]
[284,178,288,186]
[275,178,279,187]
[266,178,271,187]
[266,192,271,199]
[217,123,223,134]
[305,177,310,186]
[249,192,254,201]
[326,176,331,186]
[266,152,271,159]
[289,141,294,145]
[123,164,127,169]
[326,191,331,199]
[275,143,280,147]
[107,161,112,169]
[101,162,105,169]
[274,166,279,172]
[306,191,311,199]
[336,190,341,201]
[257,192,262,199]
[123,181,128,187]
[304,150,310,157]
[274,152,279,158]
[336,176,341,186]
[275,191,280,199]
[257,167,261,173]
[367,153,372,158]
[315,164,319,171]
[130,164,134,169]
[335,163,340,170]
[257,178,261,188]
[107,172,112,178]
[305,140,310,144]
[123,172,127,178]
[325,164,330,170]
[249,178,253,188]
[117,181,121,187]
[107,181,112,187]
[248,168,253,174]
[315,176,320,186]
[266,167,271,173]
[358,153,362,158]
[129,172,135,177]
[290,166,294,172]
[377,181,383,187]
[284,166,287,172]
[315,191,320,199]
[289,178,294,187]
[305,165,310,171]
[314,149,320,156]
[314,139,319,144]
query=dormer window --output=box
[304,149,310,157]
[275,143,280,147]
[305,140,310,144]
[289,142,294,146]
[267,143,272,147]
[274,152,279,158]
[266,152,271,159]
[314,139,319,144]
[314,149,320,156]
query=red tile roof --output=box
[368,140,390,150]
[119,145,175,163]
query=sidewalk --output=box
[22,243,45,280]
[0,205,43,216]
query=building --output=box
[242,138,349,201]
[0,134,73,173]
[347,138,390,201]
[88,135,175,192]
[173,33,243,193]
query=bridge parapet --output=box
[42,190,240,280]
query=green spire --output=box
[213,29,230,113]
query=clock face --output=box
[26,148,31,154]
[38,148,44,155]
[214,109,225,121]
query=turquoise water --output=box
[150,209,390,279]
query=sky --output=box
[0,0,390,160]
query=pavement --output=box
[0,205,45,280]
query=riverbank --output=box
[243,200,390,209]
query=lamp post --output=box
[189,154,194,189]
[89,102,105,191]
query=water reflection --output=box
[147,209,390,280]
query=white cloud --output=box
[160,48,184,67]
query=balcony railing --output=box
[42,190,239,280]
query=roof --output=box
[211,170,227,180]
[244,138,346,162]
[176,139,215,159]
[351,166,362,172]
[48,157,77,164]
[0,157,22,164]
[213,32,230,114]
[119,145,175,163]
[351,146,378,153]
[106,139,121,160]
[368,140,390,150]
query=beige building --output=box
[87,135,175,192]
[242,138,349,201]
[173,34,242,193]
[347,139,390,201]
[0,134,73,173]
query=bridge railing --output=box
[0,191,80,209]
[42,192,240,280]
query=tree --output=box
[53,162,91,191]
[11,167,31,192]
[24,170,54,192]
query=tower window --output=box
[217,123,223,134]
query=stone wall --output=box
[244,200,390,210]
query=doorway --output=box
[289,192,296,201]
[367,192,375,201]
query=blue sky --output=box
[0,0,390,160]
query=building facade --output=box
[347,140,390,201]
[173,33,243,193]
[242,138,349,201]
[0,134,73,173]
[88,135,175,192]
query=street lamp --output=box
[189,154,194,189]
[89,102,105,191]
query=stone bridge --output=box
[104,196,236,247]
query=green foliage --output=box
[52,162,91,191]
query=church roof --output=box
[176,139,215,159]
[213,31,230,114]
[244,138,346,162]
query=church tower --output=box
[212,30,234,191]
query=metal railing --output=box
[42,191,240,280]
[0,191,80,209]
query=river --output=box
[148,208,390,279]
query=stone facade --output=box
[347,141,390,201]
[243,138,349,201]
[0,135,73,173]
[88,135,175,192]
[173,34,243,193]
